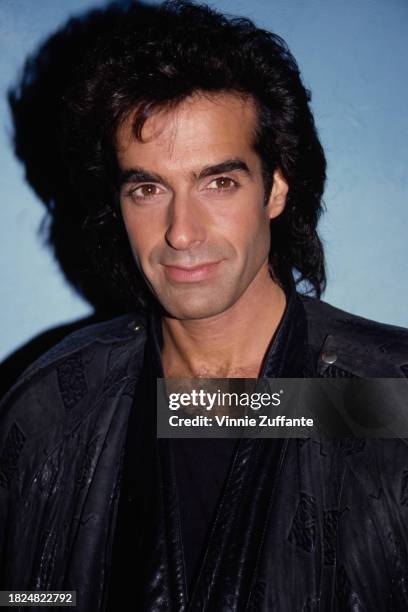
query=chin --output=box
[160,293,231,321]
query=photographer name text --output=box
[168,414,314,428]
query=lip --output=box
[163,261,221,283]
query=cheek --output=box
[121,213,152,265]
[228,203,270,257]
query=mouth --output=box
[162,261,222,283]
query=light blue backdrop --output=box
[1,0,407,362]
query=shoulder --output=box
[6,312,147,393]
[0,312,147,482]
[300,295,408,377]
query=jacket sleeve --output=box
[336,438,408,610]
[0,387,15,588]
[0,485,9,589]
[0,375,50,589]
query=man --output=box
[1,1,408,610]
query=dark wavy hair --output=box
[63,0,327,306]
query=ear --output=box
[265,168,288,220]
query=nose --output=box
[165,192,206,250]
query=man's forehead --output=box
[115,91,258,158]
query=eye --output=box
[127,183,164,200]
[206,176,238,191]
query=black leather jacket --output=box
[1,290,408,611]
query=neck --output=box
[161,264,287,378]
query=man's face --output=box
[116,92,287,320]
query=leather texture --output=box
[1,291,408,611]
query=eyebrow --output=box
[118,158,251,188]
[119,168,164,187]
[197,159,251,180]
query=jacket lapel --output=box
[187,436,288,610]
